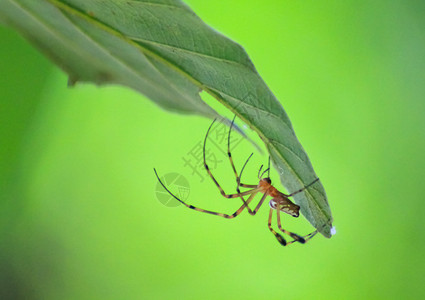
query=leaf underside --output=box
[0,0,333,237]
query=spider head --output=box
[262,177,271,184]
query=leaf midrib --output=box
[125,0,183,10]
[130,37,252,69]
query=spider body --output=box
[154,116,319,246]
[257,178,300,217]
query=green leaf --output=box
[0,0,333,237]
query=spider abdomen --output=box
[269,197,300,217]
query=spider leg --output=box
[274,202,318,245]
[237,152,257,189]
[268,208,287,246]
[285,230,319,246]
[204,119,256,213]
[227,115,242,186]
[275,202,306,244]
[249,192,268,215]
[154,168,259,219]
[226,116,258,213]
[287,178,320,197]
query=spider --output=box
[154,116,319,246]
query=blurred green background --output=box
[1,0,425,299]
